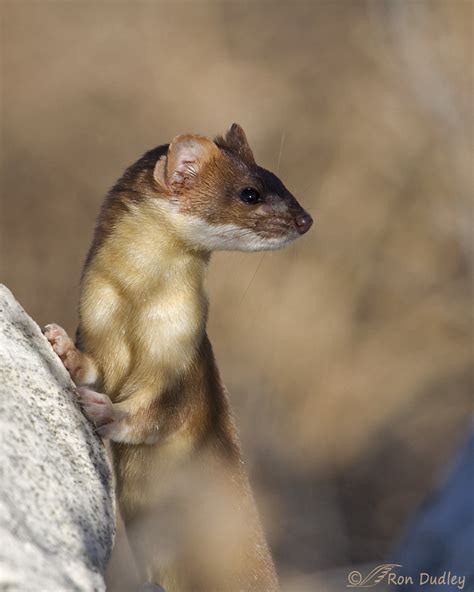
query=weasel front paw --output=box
[44,323,83,382]
[74,387,155,444]
[75,387,117,438]
[44,323,74,356]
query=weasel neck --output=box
[95,199,210,295]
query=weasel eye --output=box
[240,187,261,204]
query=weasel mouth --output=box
[261,232,300,250]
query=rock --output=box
[0,284,115,591]
[391,430,474,591]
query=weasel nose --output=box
[295,213,313,235]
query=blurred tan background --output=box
[1,1,472,590]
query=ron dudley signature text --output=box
[390,572,466,590]
[347,565,466,590]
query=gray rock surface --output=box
[0,285,115,591]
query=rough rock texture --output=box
[0,285,115,591]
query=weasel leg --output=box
[44,323,98,386]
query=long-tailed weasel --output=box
[45,124,312,592]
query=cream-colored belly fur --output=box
[79,206,208,403]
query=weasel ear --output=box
[219,123,255,165]
[154,135,220,190]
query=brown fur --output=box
[47,125,312,591]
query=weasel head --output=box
[152,123,313,252]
